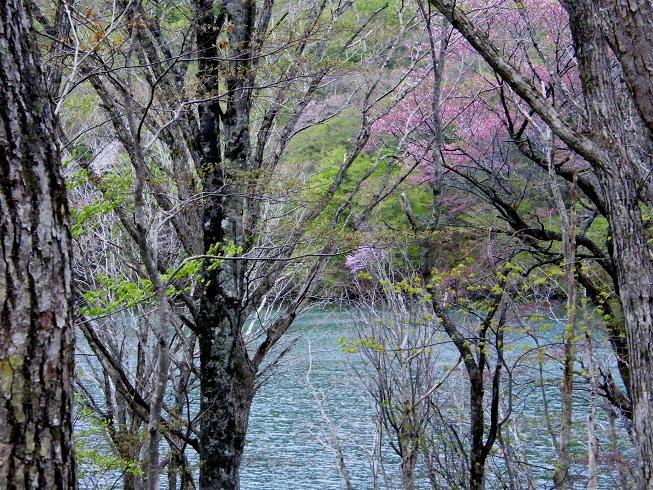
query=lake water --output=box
[242,309,633,489]
[77,309,634,489]
[243,310,381,489]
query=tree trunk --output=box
[599,0,653,140]
[469,370,486,490]
[398,406,418,490]
[563,3,653,484]
[400,452,418,490]
[198,314,254,489]
[194,0,257,487]
[601,172,653,488]
[0,0,75,487]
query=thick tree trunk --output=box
[599,0,653,140]
[198,312,254,489]
[563,3,653,484]
[0,0,75,487]
[601,173,653,488]
[195,57,256,489]
[194,0,258,487]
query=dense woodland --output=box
[1,0,653,488]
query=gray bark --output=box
[598,0,653,141]
[0,0,75,487]
[194,2,256,488]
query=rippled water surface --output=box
[241,309,630,489]
[77,309,632,489]
[242,310,381,489]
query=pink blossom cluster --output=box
[345,246,384,273]
[366,0,579,187]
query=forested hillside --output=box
[1,0,653,488]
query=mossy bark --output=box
[0,0,75,487]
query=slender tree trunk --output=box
[432,303,504,490]
[121,39,171,488]
[550,163,578,488]
[306,341,354,490]
[145,320,170,490]
[0,0,75,487]
[398,403,418,490]
[586,334,599,490]
[469,370,487,490]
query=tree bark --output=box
[194,1,257,487]
[598,0,653,141]
[197,311,255,490]
[562,4,653,485]
[0,0,75,487]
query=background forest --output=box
[1,0,653,489]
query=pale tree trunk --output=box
[586,334,599,490]
[0,0,75,487]
[499,404,536,490]
[121,35,171,489]
[144,310,169,490]
[549,142,578,488]
[306,341,354,490]
[397,326,418,490]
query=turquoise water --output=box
[76,309,633,488]
[243,310,382,488]
[241,309,633,489]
